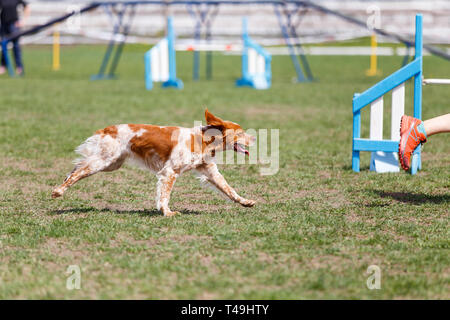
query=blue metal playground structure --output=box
[352,14,423,175]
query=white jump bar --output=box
[423,78,450,85]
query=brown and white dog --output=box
[52,109,256,216]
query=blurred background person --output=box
[0,0,30,75]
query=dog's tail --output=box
[73,134,103,168]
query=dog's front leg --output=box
[156,170,179,216]
[197,163,255,207]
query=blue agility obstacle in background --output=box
[144,16,183,90]
[91,4,137,80]
[236,17,272,90]
[352,14,423,174]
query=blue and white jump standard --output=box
[352,14,423,174]
[236,17,272,90]
[144,16,183,90]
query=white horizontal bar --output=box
[423,78,450,85]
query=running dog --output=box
[52,109,256,216]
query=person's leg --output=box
[0,24,7,72]
[423,113,450,137]
[12,38,23,74]
[10,24,23,74]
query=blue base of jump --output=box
[235,76,269,90]
[235,77,252,87]
[161,78,184,89]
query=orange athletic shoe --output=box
[399,115,427,171]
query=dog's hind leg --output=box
[51,155,127,198]
[52,163,93,198]
[52,134,126,198]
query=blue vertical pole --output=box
[265,54,272,86]
[411,14,423,174]
[162,16,183,89]
[352,94,361,172]
[167,16,176,81]
[144,50,152,90]
[241,17,248,80]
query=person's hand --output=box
[15,20,24,28]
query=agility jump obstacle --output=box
[145,16,271,90]
[144,17,183,90]
[236,18,272,90]
[352,14,424,174]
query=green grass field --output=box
[0,44,449,299]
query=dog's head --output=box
[202,109,255,156]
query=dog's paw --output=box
[164,210,180,217]
[240,199,256,207]
[51,189,63,199]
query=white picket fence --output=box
[369,83,405,172]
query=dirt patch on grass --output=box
[257,252,275,263]
[308,255,351,272]
[1,157,35,172]
[1,156,70,176]
[0,178,47,200]
[110,232,212,248]
[244,105,296,116]
[44,238,86,258]
[198,254,220,274]
[313,189,352,209]
[0,238,88,280]
[421,151,450,163]
[243,105,308,122]
[344,210,377,225]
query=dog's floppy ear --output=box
[205,108,224,127]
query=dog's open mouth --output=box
[234,143,249,156]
